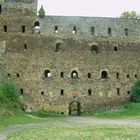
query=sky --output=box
[38,0,140,17]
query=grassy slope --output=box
[6,125,140,140]
[82,102,140,119]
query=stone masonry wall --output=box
[0,1,140,114]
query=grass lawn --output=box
[82,102,140,119]
[0,114,46,131]
[6,125,140,140]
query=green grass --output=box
[6,125,140,140]
[82,102,140,119]
[0,114,46,130]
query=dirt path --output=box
[1,116,140,140]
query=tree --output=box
[131,80,140,102]
[38,5,45,18]
[120,11,140,19]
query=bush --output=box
[31,109,65,117]
[38,5,45,18]
[131,80,140,102]
[0,77,19,103]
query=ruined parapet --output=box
[0,0,38,16]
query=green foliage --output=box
[82,102,140,118]
[38,5,45,18]
[0,77,19,103]
[120,11,140,19]
[31,109,65,117]
[131,80,140,102]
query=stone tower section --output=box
[0,0,38,16]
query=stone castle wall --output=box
[0,0,140,115]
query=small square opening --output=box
[41,92,44,95]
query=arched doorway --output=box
[69,102,81,116]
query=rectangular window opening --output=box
[127,91,130,95]
[61,89,64,96]
[91,27,94,35]
[73,26,76,34]
[88,73,91,78]
[127,74,130,78]
[114,47,118,51]
[21,25,25,33]
[117,88,120,96]
[125,28,128,36]
[116,73,119,79]
[61,72,64,78]
[88,89,92,96]
[20,89,24,96]
[108,27,112,35]
[4,25,7,32]
[0,5,1,14]
[54,26,58,33]
[135,74,138,79]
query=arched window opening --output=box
[34,21,40,27]
[44,70,52,78]
[34,21,40,34]
[101,71,108,79]
[91,45,99,54]
[71,70,78,78]
[54,26,58,33]
[73,26,76,34]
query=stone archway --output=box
[69,101,81,116]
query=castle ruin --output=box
[0,0,139,115]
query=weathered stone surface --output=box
[0,1,139,115]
